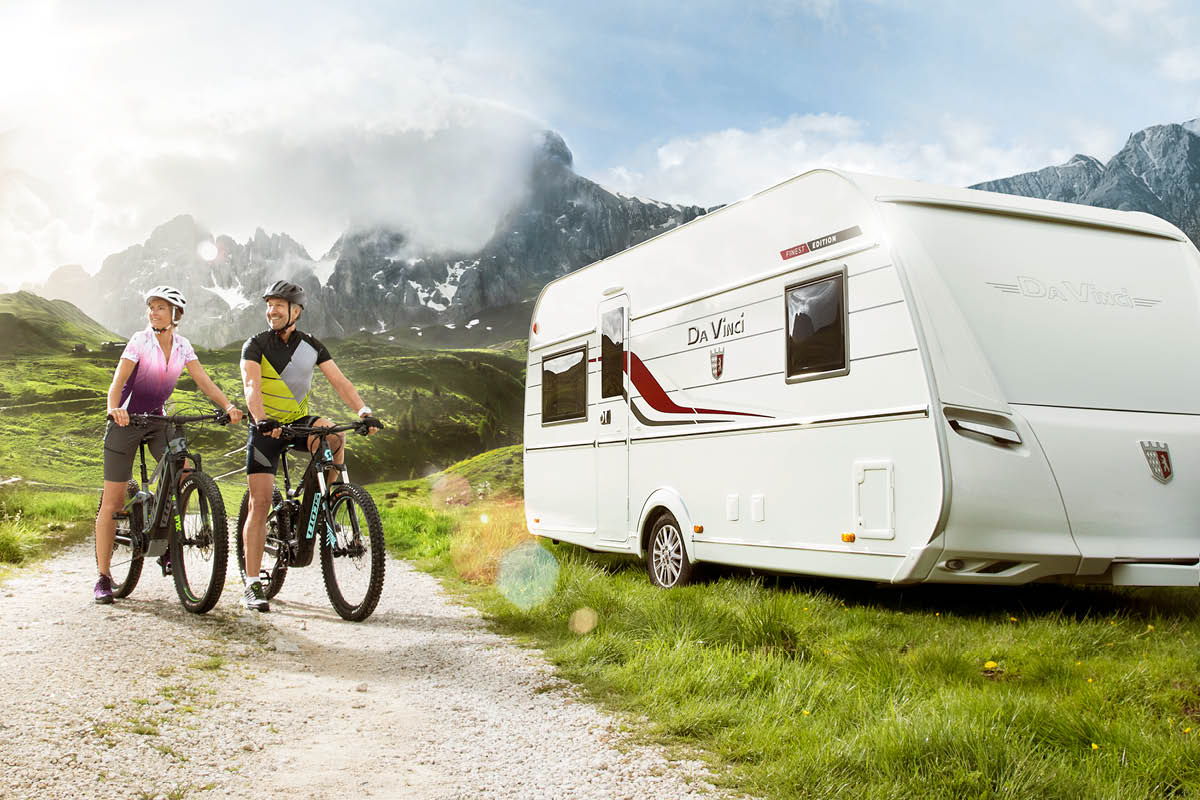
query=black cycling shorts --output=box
[245,415,321,475]
[103,419,167,483]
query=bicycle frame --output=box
[274,431,348,568]
[115,414,219,560]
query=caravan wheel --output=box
[646,513,694,588]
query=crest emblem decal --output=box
[1140,440,1173,484]
[710,347,724,380]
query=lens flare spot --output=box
[497,541,558,610]
[197,240,218,262]
[480,513,489,524]
[568,607,599,635]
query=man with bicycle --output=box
[240,280,380,612]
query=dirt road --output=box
[0,542,726,799]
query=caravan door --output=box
[596,295,631,544]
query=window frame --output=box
[540,343,590,425]
[783,266,850,384]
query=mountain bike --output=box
[234,419,386,622]
[98,411,232,614]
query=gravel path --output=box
[0,541,730,799]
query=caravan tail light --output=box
[533,517,540,524]
[693,525,704,533]
[842,532,856,543]
[532,322,539,334]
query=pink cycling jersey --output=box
[118,328,198,414]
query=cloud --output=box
[1072,0,1172,36]
[601,113,1106,207]
[0,1,549,289]
[1160,48,1200,82]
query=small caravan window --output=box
[785,271,847,381]
[541,346,588,423]
[601,308,625,398]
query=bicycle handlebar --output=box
[109,411,234,426]
[279,418,384,439]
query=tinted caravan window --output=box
[601,308,624,399]
[542,346,588,423]
[785,271,847,380]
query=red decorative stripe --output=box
[626,352,769,418]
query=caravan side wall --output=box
[525,171,946,582]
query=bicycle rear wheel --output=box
[235,488,288,599]
[169,471,228,614]
[96,480,143,598]
[319,483,385,622]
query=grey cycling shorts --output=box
[102,419,167,483]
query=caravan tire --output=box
[646,512,694,588]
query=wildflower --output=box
[802,710,811,716]
[1087,678,1094,683]
[1091,743,1099,750]
[1075,661,1082,666]
[1186,728,1193,735]
[984,661,998,670]
[1147,624,1155,631]
[1009,616,1018,622]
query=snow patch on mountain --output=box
[202,282,253,311]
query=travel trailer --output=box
[523,168,1200,589]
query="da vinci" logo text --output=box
[1016,276,1132,306]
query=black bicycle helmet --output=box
[262,280,307,308]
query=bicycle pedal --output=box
[157,555,172,577]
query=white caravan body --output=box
[522,169,1200,586]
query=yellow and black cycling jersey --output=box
[240,329,332,423]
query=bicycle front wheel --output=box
[169,471,229,614]
[319,483,385,622]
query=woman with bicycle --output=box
[94,286,243,604]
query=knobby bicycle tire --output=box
[235,487,288,599]
[95,480,143,598]
[169,471,229,614]
[319,482,385,622]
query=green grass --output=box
[383,496,1200,800]
[0,487,96,567]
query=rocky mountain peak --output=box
[145,214,210,253]
[38,128,706,345]
[536,130,573,169]
[973,118,1200,245]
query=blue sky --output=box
[1,0,1196,287]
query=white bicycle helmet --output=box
[145,285,187,321]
